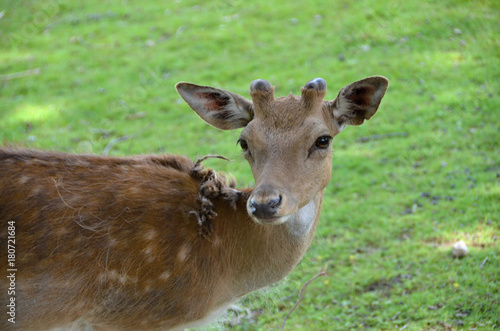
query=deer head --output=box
[176,76,388,225]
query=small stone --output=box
[452,240,469,258]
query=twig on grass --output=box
[280,266,327,331]
[0,68,41,81]
[356,132,408,143]
[479,257,489,269]
[103,124,152,155]
[104,134,134,155]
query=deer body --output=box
[0,76,388,330]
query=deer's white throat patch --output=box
[285,196,319,238]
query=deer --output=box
[0,75,388,330]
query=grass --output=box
[1,0,499,329]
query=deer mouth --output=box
[250,214,291,225]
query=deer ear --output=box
[176,82,254,130]
[330,76,388,128]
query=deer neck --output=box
[222,190,324,296]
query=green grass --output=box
[1,0,499,329]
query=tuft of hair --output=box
[190,155,241,237]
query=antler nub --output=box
[304,78,327,91]
[249,79,275,115]
[250,79,272,93]
[301,77,327,110]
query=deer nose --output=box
[248,195,282,219]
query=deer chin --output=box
[249,213,292,225]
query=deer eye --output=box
[237,139,248,151]
[315,136,332,149]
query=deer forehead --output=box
[242,114,332,149]
[252,91,327,118]
[243,95,335,143]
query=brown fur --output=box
[0,149,314,330]
[1,76,388,330]
[0,150,233,329]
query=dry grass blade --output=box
[0,68,41,81]
[280,267,327,331]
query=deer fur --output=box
[0,76,388,330]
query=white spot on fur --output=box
[102,269,137,284]
[142,245,157,263]
[143,229,157,241]
[159,270,171,281]
[143,280,153,292]
[177,243,191,262]
[30,185,43,197]
[74,159,91,168]
[118,274,128,284]
[211,236,222,248]
[108,270,118,279]
[118,274,137,285]
[18,175,30,185]
[119,164,130,173]
[127,186,144,196]
[55,226,70,236]
[98,273,106,282]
